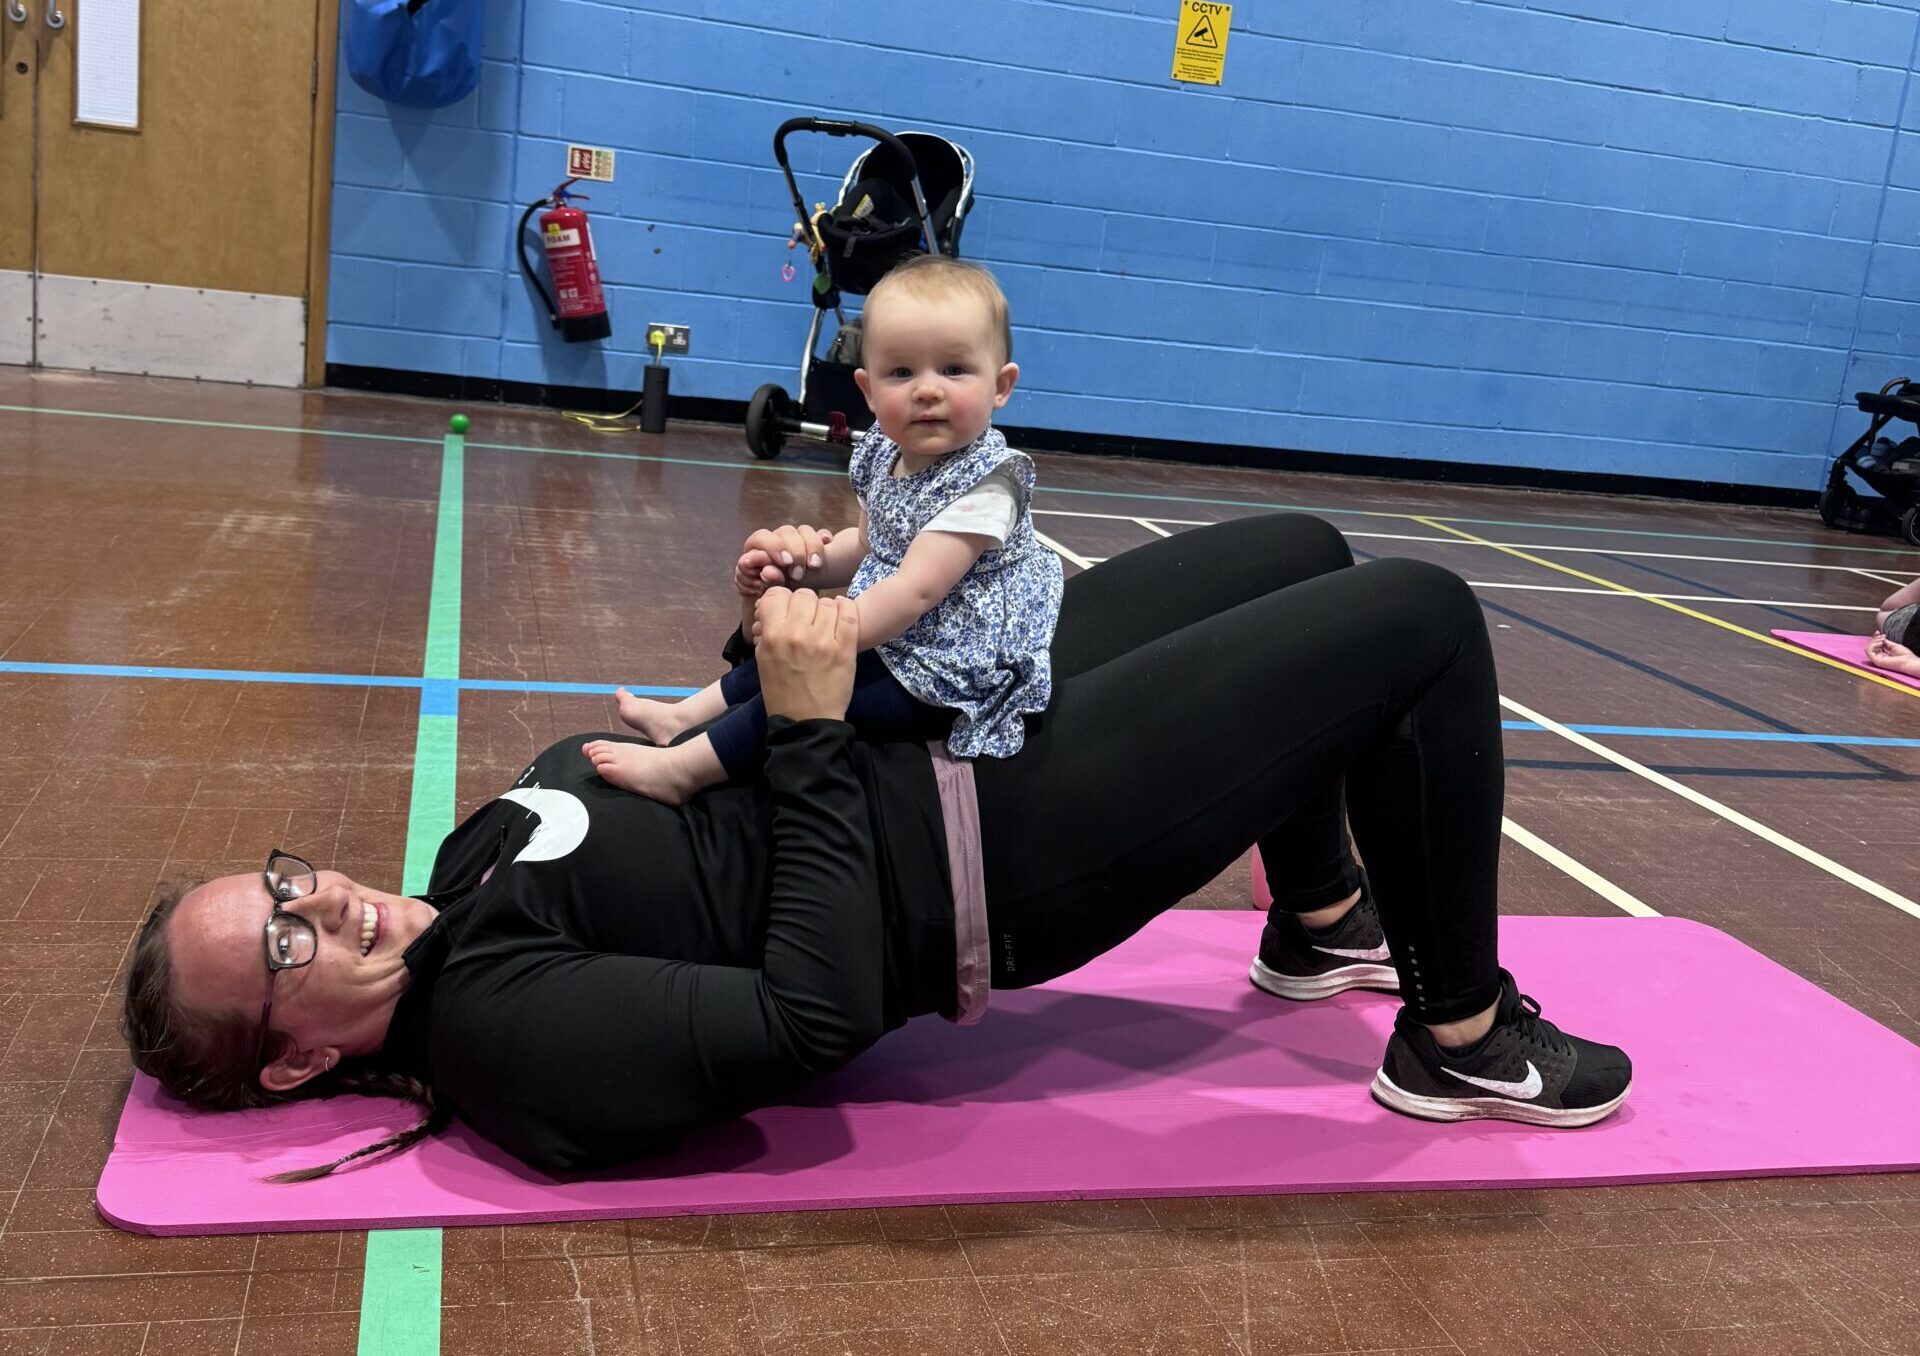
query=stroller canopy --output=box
[813,131,975,298]
[849,132,973,256]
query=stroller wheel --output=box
[746,383,791,461]
[1902,507,1920,548]
[1818,482,1858,530]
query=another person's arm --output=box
[1865,632,1920,676]
[1878,577,1920,631]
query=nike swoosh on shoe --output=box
[1313,942,1392,961]
[1443,1061,1544,1100]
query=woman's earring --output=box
[324,1054,336,1072]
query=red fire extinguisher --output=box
[517,178,612,343]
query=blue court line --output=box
[2,657,1913,747]
[1501,721,1920,749]
[1509,759,1913,783]
[0,660,698,698]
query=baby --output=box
[587,256,1064,803]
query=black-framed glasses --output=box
[254,849,319,1068]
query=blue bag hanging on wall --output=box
[345,0,484,108]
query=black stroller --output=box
[1819,377,1920,545]
[744,119,976,460]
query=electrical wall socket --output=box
[647,324,691,355]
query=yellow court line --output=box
[1411,516,1920,701]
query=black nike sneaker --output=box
[1371,969,1632,1128]
[1248,881,1398,1000]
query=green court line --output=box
[421,437,465,689]
[0,401,443,447]
[8,398,1915,557]
[400,715,459,899]
[358,1231,441,1356]
[363,428,463,1356]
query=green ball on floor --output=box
[448,413,470,434]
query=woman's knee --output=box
[1221,512,1351,580]
[1276,513,1354,575]
[1365,558,1485,641]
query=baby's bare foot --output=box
[583,738,722,808]
[614,688,684,743]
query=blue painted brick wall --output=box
[327,0,1920,491]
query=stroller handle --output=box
[773,118,911,166]
[772,118,935,260]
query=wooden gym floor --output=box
[0,369,1914,1355]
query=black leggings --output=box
[972,513,1503,1024]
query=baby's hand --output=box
[735,549,782,598]
[742,524,833,586]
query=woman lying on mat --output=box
[1866,577,1920,676]
[123,515,1632,1180]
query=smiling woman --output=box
[123,851,445,1180]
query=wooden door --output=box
[0,1,36,367]
[15,0,328,385]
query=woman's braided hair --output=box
[121,887,450,1183]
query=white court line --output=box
[1060,530,1872,606]
[1035,508,1210,527]
[1466,582,1876,611]
[1033,529,1097,570]
[1851,567,1910,589]
[1337,531,1914,579]
[1134,517,1174,538]
[1500,818,1659,917]
[1502,695,1920,921]
[1037,508,1914,578]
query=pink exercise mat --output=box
[97,914,1920,1236]
[1772,629,1920,690]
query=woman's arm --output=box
[433,591,886,1173]
[433,723,891,1171]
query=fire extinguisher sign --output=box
[566,145,616,182]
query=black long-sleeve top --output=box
[378,719,957,1174]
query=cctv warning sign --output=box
[1172,0,1231,84]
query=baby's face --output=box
[856,291,1016,460]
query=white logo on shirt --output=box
[498,787,589,864]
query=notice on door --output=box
[76,0,142,129]
[1171,0,1231,85]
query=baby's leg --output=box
[582,735,727,807]
[703,693,771,777]
[615,662,751,742]
[843,653,953,741]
